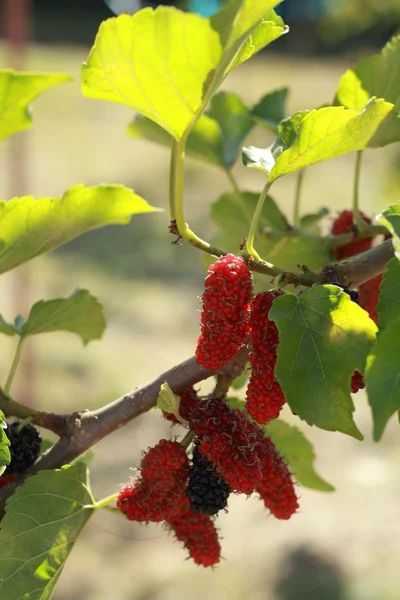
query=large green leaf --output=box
[0,70,71,142]
[82,2,285,139]
[366,317,400,440]
[0,463,95,599]
[19,290,106,345]
[243,100,393,181]
[377,258,400,329]
[377,203,400,261]
[0,411,10,476]
[299,207,330,234]
[0,184,158,275]
[265,419,334,491]
[250,87,289,133]
[128,90,254,168]
[270,285,378,439]
[336,35,400,147]
[227,10,288,71]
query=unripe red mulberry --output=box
[245,291,286,424]
[331,210,372,260]
[358,274,382,324]
[117,440,190,522]
[167,508,221,567]
[195,254,253,370]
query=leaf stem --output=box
[180,430,195,450]
[4,339,24,396]
[94,492,119,510]
[353,150,364,228]
[293,169,305,227]
[171,137,225,256]
[169,139,178,221]
[246,180,273,260]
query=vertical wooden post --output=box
[2,0,35,406]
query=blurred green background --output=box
[1,1,400,599]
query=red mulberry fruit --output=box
[245,291,286,424]
[195,254,253,370]
[358,274,382,324]
[167,508,221,567]
[331,210,372,260]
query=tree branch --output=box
[0,239,395,512]
[0,348,249,510]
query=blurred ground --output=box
[0,42,400,600]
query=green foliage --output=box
[366,317,400,440]
[0,185,158,275]
[210,191,331,273]
[377,203,400,260]
[377,258,400,328]
[231,368,250,390]
[156,382,187,424]
[0,463,95,599]
[82,2,286,139]
[270,286,378,439]
[336,35,400,147]
[243,100,393,181]
[17,290,105,345]
[250,87,288,133]
[0,70,71,142]
[128,90,254,169]
[0,411,11,476]
[299,208,330,234]
[265,419,334,492]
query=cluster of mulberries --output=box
[245,291,286,424]
[0,421,41,488]
[195,256,286,425]
[117,438,221,567]
[119,395,298,567]
[195,254,253,370]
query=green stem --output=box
[169,140,178,221]
[246,180,273,260]
[353,150,364,228]
[181,430,195,451]
[4,339,24,396]
[172,136,224,256]
[293,170,305,227]
[94,492,119,510]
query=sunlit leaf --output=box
[243,100,393,181]
[377,203,400,261]
[251,87,289,133]
[227,10,288,71]
[366,316,400,440]
[0,463,95,599]
[0,70,71,142]
[0,411,10,476]
[20,290,106,345]
[265,419,334,491]
[336,35,400,147]
[270,285,378,439]
[83,2,285,139]
[0,184,158,275]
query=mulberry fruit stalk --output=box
[195,254,253,370]
[245,291,286,424]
